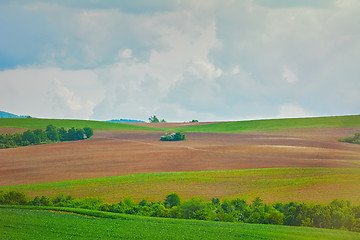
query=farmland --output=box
[1,125,359,186]
[2,168,360,204]
[1,115,360,238]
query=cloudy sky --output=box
[0,0,359,122]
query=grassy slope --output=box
[0,118,154,131]
[1,207,359,240]
[1,115,359,133]
[174,115,360,133]
[2,168,360,204]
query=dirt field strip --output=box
[0,127,359,186]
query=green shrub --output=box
[160,132,186,141]
[339,132,360,144]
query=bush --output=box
[0,191,28,205]
[339,132,360,144]
[160,132,186,141]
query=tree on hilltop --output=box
[149,115,160,123]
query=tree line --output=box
[0,125,93,149]
[1,191,359,232]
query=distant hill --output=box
[107,119,145,123]
[0,111,29,118]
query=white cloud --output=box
[119,48,132,59]
[282,66,298,83]
[186,60,222,80]
[52,79,96,119]
[276,103,312,119]
[231,65,240,75]
[0,67,103,119]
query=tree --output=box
[46,124,59,142]
[164,193,181,208]
[58,127,67,141]
[22,130,39,145]
[148,115,160,123]
[83,127,94,138]
[67,127,77,141]
[75,128,85,140]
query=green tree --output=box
[180,198,206,219]
[83,127,94,138]
[67,128,77,141]
[58,127,67,141]
[33,129,47,142]
[46,125,59,142]
[22,130,39,145]
[75,129,85,140]
[148,115,160,123]
[164,193,181,208]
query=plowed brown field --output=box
[1,127,360,186]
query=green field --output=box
[175,115,360,133]
[0,118,154,131]
[1,207,359,240]
[2,168,360,204]
[1,114,360,133]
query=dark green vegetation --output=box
[2,208,359,240]
[0,125,93,149]
[3,168,359,205]
[1,191,360,232]
[174,115,360,133]
[148,115,166,123]
[160,132,186,141]
[339,132,360,144]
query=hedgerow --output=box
[0,125,93,149]
[1,191,359,232]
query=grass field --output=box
[0,118,154,131]
[174,115,360,133]
[2,168,360,204]
[1,207,359,240]
[1,115,360,133]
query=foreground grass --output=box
[174,115,360,133]
[2,168,360,204]
[0,118,154,131]
[1,207,359,240]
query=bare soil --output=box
[1,127,359,186]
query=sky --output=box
[0,0,359,122]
